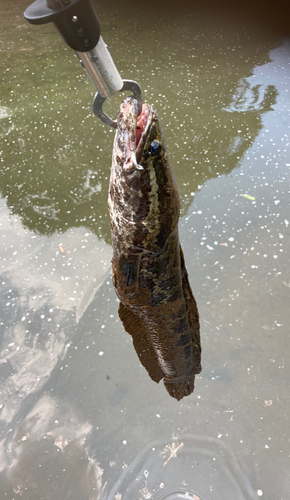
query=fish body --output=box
[109,97,201,400]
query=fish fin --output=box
[163,377,196,402]
[180,245,202,374]
[118,302,165,383]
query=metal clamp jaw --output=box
[24,0,142,128]
[92,80,143,129]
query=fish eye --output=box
[149,140,162,157]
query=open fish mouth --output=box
[135,104,150,149]
[119,98,159,167]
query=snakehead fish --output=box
[109,97,201,401]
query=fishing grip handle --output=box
[24,0,123,98]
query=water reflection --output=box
[0,198,112,319]
[0,0,281,239]
[0,394,105,500]
[0,1,290,499]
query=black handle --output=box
[24,0,101,52]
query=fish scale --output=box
[109,97,201,400]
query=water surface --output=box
[0,1,290,499]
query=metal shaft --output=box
[77,36,123,98]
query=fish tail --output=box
[163,376,196,401]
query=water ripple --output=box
[107,434,257,500]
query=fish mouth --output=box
[135,103,152,162]
[136,105,150,147]
[117,98,153,168]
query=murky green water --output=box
[1,1,290,499]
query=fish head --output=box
[109,97,180,253]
